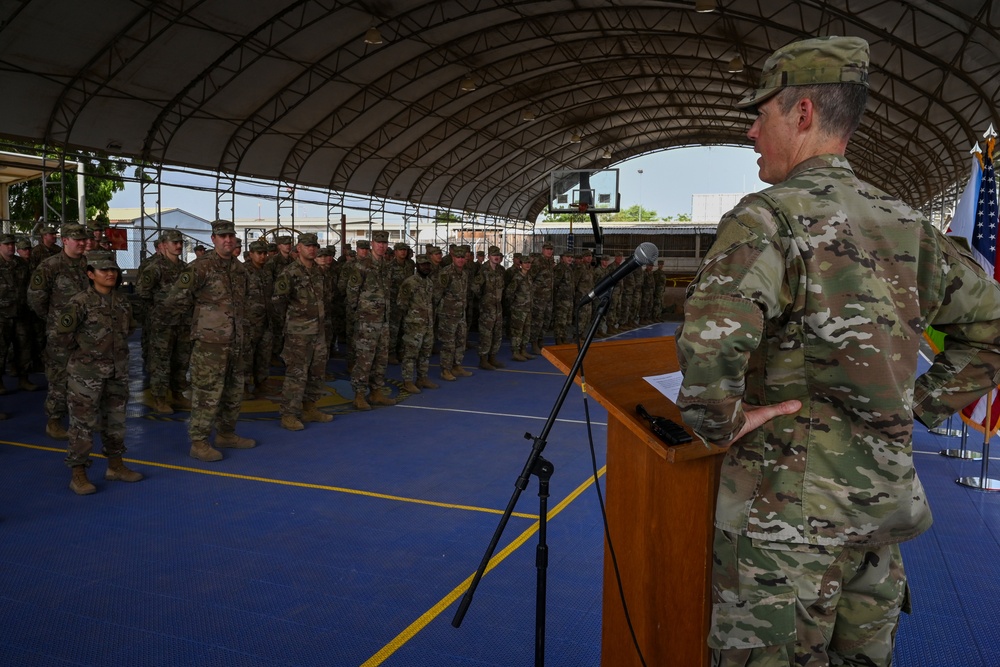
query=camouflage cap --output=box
[581,248,593,257]
[61,223,90,240]
[415,254,430,264]
[89,218,109,229]
[297,232,319,247]
[16,236,32,250]
[275,234,293,245]
[248,240,268,253]
[488,245,502,256]
[356,239,371,250]
[372,230,389,243]
[523,253,537,263]
[159,229,183,244]
[266,242,277,252]
[429,246,443,255]
[194,244,207,252]
[542,242,554,250]
[211,219,236,235]
[736,36,870,110]
[233,237,242,246]
[0,233,15,244]
[393,242,408,251]
[317,246,334,257]
[40,225,58,235]
[512,252,523,260]
[476,249,485,257]
[452,247,468,258]
[85,250,119,270]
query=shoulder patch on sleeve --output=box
[177,269,194,288]
[30,270,48,290]
[56,304,79,333]
[274,273,290,296]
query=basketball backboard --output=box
[548,168,620,214]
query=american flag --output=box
[962,135,1000,434]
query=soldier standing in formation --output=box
[29,225,61,271]
[265,234,294,363]
[0,233,36,398]
[528,242,555,355]
[54,250,142,495]
[27,223,91,440]
[475,245,506,370]
[505,253,533,361]
[136,229,192,414]
[343,230,396,410]
[551,253,575,345]
[387,242,414,364]
[435,246,472,381]
[272,233,333,431]
[161,220,255,462]
[243,239,274,398]
[397,254,438,394]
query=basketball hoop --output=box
[577,202,589,213]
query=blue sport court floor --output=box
[1,322,999,666]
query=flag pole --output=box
[957,388,1000,491]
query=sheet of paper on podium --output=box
[644,370,684,404]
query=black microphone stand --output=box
[452,291,614,667]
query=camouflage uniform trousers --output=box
[436,313,467,370]
[344,309,357,367]
[43,342,71,420]
[281,332,328,417]
[1,316,32,377]
[609,286,624,329]
[244,321,273,389]
[188,340,245,442]
[477,306,503,358]
[400,320,433,382]
[508,309,531,352]
[572,302,592,340]
[147,323,192,399]
[530,298,550,346]
[350,317,389,394]
[65,373,128,467]
[552,299,573,342]
[711,528,906,667]
[388,302,404,358]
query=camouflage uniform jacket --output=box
[505,269,532,311]
[29,242,60,271]
[552,262,574,302]
[265,252,294,281]
[343,254,391,323]
[136,253,189,326]
[435,264,469,319]
[272,259,326,336]
[474,262,505,316]
[676,154,1000,548]
[161,252,248,346]
[27,252,89,331]
[244,261,273,326]
[54,287,133,379]
[0,254,30,318]
[397,272,434,326]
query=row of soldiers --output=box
[1,221,672,492]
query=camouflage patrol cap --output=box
[488,245,502,256]
[736,36,870,110]
[40,225,58,235]
[159,229,183,244]
[89,218,109,229]
[372,230,389,243]
[476,250,485,257]
[211,219,236,235]
[415,254,430,264]
[512,252,523,260]
[16,237,32,250]
[85,250,119,270]
[275,234,293,245]
[249,240,268,253]
[452,247,468,258]
[523,253,537,263]
[61,223,90,240]
[356,239,371,250]
[194,244,207,252]
[394,242,408,251]
[297,232,319,247]
[429,246,443,255]
[0,233,15,244]
[317,246,334,257]
[542,242,554,250]
[580,248,592,257]
[266,242,277,252]
[233,237,241,246]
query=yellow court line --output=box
[0,439,536,519]
[361,465,607,667]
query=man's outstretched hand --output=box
[717,400,802,449]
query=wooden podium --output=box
[543,337,725,667]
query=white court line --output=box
[396,403,607,426]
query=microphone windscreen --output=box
[635,242,659,266]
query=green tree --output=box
[6,146,126,233]
[660,213,692,222]
[602,204,658,222]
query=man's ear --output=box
[797,97,815,131]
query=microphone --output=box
[578,242,658,306]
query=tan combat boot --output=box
[280,414,305,431]
[190,440,223,462]
[416,377,439,389]
[353,393,372,411]
[70,465,96,495]
[488,356,505,369]
[217,432,257,448]
[402,380,422,394]
[511,350,527,362]
[150,395,173,414]
[441,369,456,381]
[369,391,397,407]
[302,402,333,423]
[478,356,495,371]
[105,456,143,482]
[18,376,38,392]
[171,391,193,411]
[46,418,69,440]
[452,365,473,377]
[522,347,537,360]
